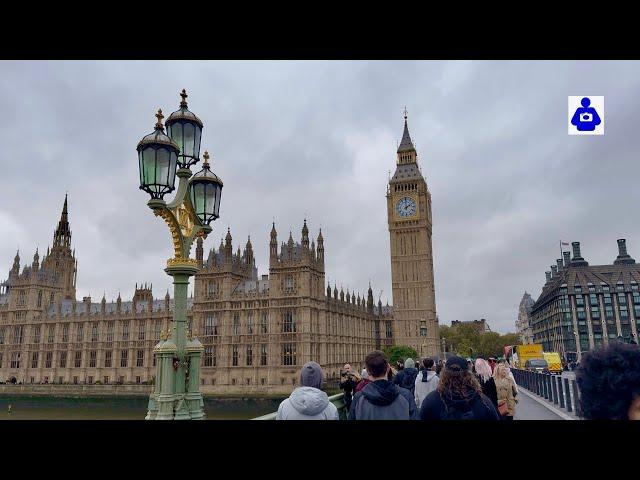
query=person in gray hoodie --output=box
[276,361,339,420]
[414,357,439,409]
[349,351,417,420]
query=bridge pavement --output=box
[514,387,567,420]
[512,371,578,420]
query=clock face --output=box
[396,197,417,217]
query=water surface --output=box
[0,395,284,420]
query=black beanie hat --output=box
[445,356,469,372]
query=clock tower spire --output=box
[387,110,438,357]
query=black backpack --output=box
[439,394,476,420]
[400,370,417,393]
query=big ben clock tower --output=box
[387,111,438,357]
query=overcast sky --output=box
[1,60,639,334]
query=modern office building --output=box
[529,240,640,362]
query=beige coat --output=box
[494,376,518,417]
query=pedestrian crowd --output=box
[276,349,520,420]
[276,340,640,420]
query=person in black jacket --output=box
[393,358,419,395]
[339,363,361,412]
[474,358,498,409]
[419,356,500,420]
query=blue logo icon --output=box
[570,97,602,132]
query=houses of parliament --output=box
[0,116,438,394]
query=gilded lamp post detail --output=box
[137,91,223,420]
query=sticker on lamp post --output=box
[568,96,604,135]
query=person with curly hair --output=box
[419,356,500,420]
[576,342,640,420]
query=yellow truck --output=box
[543,352,563,374]
[505,344,545,370]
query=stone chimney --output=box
[551,265,558,277]
[545,271,551,282]
[614,238,636,265]
[570,242,589,266]
[563,251,571,267]
[556,258,563,272]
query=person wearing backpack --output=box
[419,356,500,421]
[393,358,419,395]
[349,351,417,420]
[414,358,439,409]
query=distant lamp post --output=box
[138,90,223,420]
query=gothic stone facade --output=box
[0,118,433,394]
[387,115,438,358]
[516,292,534,344]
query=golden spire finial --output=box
[155,109,164,129]
[203,150,210,167]
[180,89,188,107]
[161,329,170,341]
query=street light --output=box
[189,151,223,225]
[138,90,223,420]
[165,89,203,169]
[137,110,179,199]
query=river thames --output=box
[0,395,284,420]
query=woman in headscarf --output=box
[474,358,498,409]
[494,363,518,421]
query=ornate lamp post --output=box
[138,90,223,420]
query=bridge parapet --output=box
[511,369,582,419]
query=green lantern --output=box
[165,89,204,169]
[189,151,223,225]
[137,109,179,199]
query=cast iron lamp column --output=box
[137,91,223,420]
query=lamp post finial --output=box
[155,109,164,129]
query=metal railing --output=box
[511,369,581,418]
[252,392,346,420]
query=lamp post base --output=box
[185,392,206,420]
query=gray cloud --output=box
[1,60,638,334]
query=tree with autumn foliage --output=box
[439,323,520,359]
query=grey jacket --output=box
[348,379,416,420]
[276,387,339,420]
[414,371,439,409]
